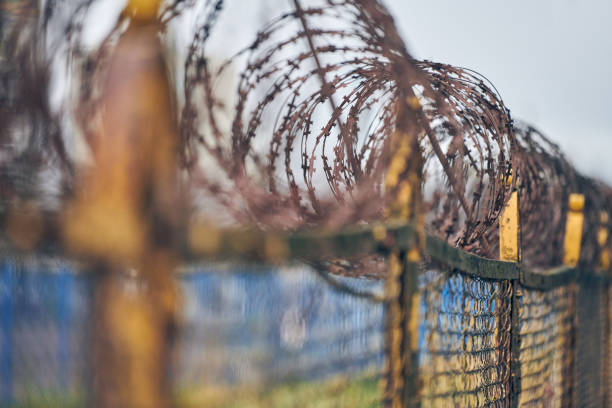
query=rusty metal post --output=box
[63,1,182,406]
[499,176,521,407]
[381,95,424,408]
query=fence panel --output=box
[0,261,386,407]
[3,258,612,407]
[417,269,512,407]
[174,266,385,400]
[518,285,575,407]
[575,277,608,407]
[0,260,92,406]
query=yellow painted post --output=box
[63,1,181,407]
[381,96,423,408]
[563,194,585,267]
[598,212,610,271]
[561,194,584,408]
[498,176,521,407]
[499,175,520,262]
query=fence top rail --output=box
[520,265,578,290]
[0,210,609,289]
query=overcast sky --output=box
[384,0,612,183]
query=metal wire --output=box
[2,0,612,271]
[518,285,575,407]
[418,269,512,407]
[575,277,607,407]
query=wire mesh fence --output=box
[174,266,384,392]
[518,285,575,407]
[417,270,512,407]
[575,277,608,408]
[0,260,92,407]
[2,256,612,407]
[1,261,386,407]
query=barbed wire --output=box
[0,0,610,271]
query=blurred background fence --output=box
[0,261,386,407]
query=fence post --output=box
[563,193,584,407]
[500,176,520,263]
[598,211,610,407]
[563,194,585,267]
[499,177,521,407]
[382,95,424,408]
[598,212,610,271]
[62,1,181,406]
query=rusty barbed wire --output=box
[416,61,514,258]
[180,0,517,258]
[511,123,577,267]
[0,1,71,206]
[512,124,612,267]
[181,0,420,229]
[0,0,611,271]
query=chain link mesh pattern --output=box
[418,270,512,407]
[0,261,92,406]
[5,259,612,407]
[1,262,385,407]
[518,285,575,407]
[174,267,384,388]
[603,285,612,407]
[575,278,607,408]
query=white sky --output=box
[386,0,612,183]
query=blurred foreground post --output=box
[382,96,424,407]
[63,1,181,406]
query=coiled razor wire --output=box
[2,0,611,269]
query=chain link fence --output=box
[418,270,512,407]
[518,285,575,407]
[2,255,612,407]
[1,261,386,407]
